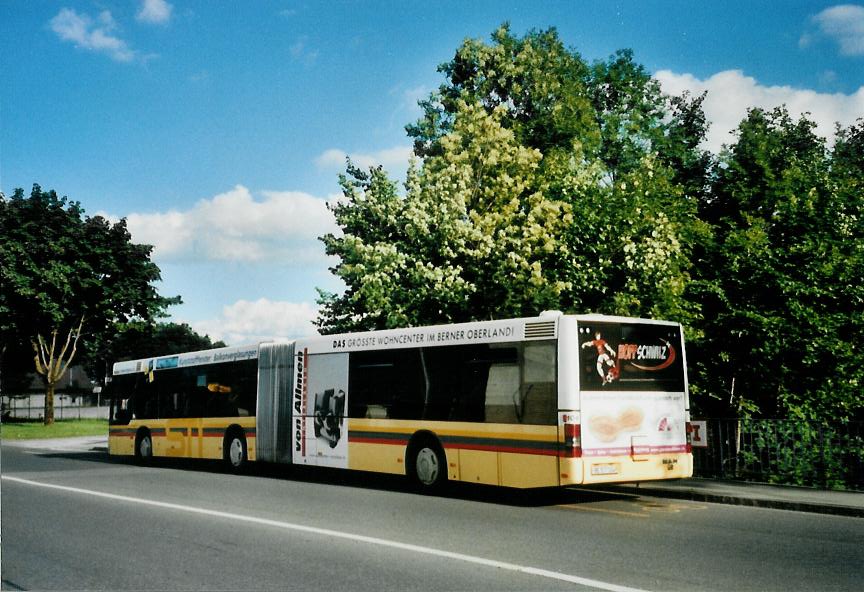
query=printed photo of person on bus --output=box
[582,331,619,386]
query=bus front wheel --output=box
[135,430,153,464]
[408,439,446,492]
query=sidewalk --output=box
[600,478,864,518]
[1,435,108,453]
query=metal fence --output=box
[1,394,110,421]
[692,418,864,491]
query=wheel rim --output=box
[415,447,439,485]
[228,438,244,467]
[139,436,152,458]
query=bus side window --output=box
[387,349,424,420]
[423,344,494,422]
[115,404,132,424]
[348,348,424,420]
[197,359,256,418]
[187,386,208,417]
[520,342,556,425]
[106,374,136,425]
[421,346,461,421]
[484,354,520,423]
[459,353,491,422]
[132,379,157,419]
[156,367,184,418]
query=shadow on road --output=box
[35,448,636,508]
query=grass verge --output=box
[1,418,108,440]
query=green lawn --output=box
[0,418,108,440]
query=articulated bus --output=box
[107,312,693,489]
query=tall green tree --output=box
[0,185,177,424]
[319,101,572,332]
[561,154,705,323]
[320,26,708,334]
[693,109,864,420]
[407,26,711,193]
[407,24,598,161]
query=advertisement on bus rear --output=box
[578,321,687,458]
[578,322,684,392]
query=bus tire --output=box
[407,436,447,492]
[223,428,247,472]
[135,429,153,464]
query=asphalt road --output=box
[2,444,862,591]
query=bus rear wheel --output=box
[224,430,247,472]
[408,439,446,492]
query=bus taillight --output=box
[564,422,582,458]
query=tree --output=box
[407,26,711,192]
[0,185,177,424]
[561,154,706,323]
[320,26,708,334]
[407,24,598,161]
[693,109,864,420]
[319,101,572,332]
[319,24,862,425]
[113,322,226,360]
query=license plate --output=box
[591,463,619,476]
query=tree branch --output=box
[56,315,86,382]
[32,333,50,377]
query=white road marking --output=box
[3,475,650,592]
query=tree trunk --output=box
[32,316,85,426]
[44,381,55,426]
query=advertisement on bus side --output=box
[292,349,350,468]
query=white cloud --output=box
[137,0,173,25]
[812,4,864,56]
[189,298,320,345]
[290,37,319,65]
[315,145,414,171]
[123,185,339,263]
[655,69,864,153]
[49,8,135,62]
[394,84,432,120]
[316,149,349,169]
[402,85,431,109]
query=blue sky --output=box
[2,1,863,344]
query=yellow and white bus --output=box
[107,312,693,489]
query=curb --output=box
[602,484,864,518]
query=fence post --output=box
[818,424,826,490]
